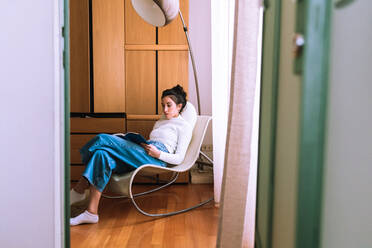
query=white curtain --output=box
[213,0,261,247]
[211,0,235,205]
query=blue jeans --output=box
[80,133,169,192]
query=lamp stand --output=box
[179,10,213,169]
[179,11,201,115]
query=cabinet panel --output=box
[125,51,156,114]
[126,120,157,140]
[71,165,86,181]
[125,0,156,44]
[70,118,126,133]
[70,0,90,112]
[158,0,189,45]
[159,171,189,183]
[158,51,189,113]
[71,134,96,164]
[93,0,125,112]
[132,171,189,184]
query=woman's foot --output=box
[70,189,88,206]
[70,210,99,226]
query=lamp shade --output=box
[131,0,179,27]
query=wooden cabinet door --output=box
[125,51,156,114]
[158,0,189,45]
[70,118,126,133]
[126,120,157,139]
[124,0,156,45]
[70,0,90,112]
[71,166,86,181]
[92,0,125,113]
[158,51,189,113]
[70,134,96,164]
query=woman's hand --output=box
[142,144,161,158]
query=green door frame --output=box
[63,0,71,247]
[255,0,281,247]
[296,1,331,247]
[256,0,331,247]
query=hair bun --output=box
[173,84,187,99]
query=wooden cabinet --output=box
[70,0,189,114]
[70,116,188,184]
[70,0,190,183]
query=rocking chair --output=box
[105,102,213,217]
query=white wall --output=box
[189,0,212,145]
[0,1,208,246]
[0,1,63,247]
[321,1,372,247]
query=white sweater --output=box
[149,115,193,165]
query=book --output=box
[120,132,149,145]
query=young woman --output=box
[70,85,192,226]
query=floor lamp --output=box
[130,0,201,115]
[131,0,213,169]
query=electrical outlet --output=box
[201,144,213,152]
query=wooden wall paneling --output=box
[70,118,126,133]
[125,0,156,44]
[126,120,157,139]
[158,0,189,45]
[70,0,90,112]
[158,51,189,113]
[92,0,125,112]
[125,51,157,114]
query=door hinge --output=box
[335,0,355,8]
[63,49,66,69]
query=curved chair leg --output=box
[133,172,179,198]
[102,172,179,199]
[128,172,214,217]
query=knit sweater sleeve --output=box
[158,125,192,165]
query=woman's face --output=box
[161,96,182,120]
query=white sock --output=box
[70,189,86,205]
[70,210,99,226]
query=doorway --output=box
[65,0,218,247]
[255,1,331,248]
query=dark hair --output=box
[161,84,187,113]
